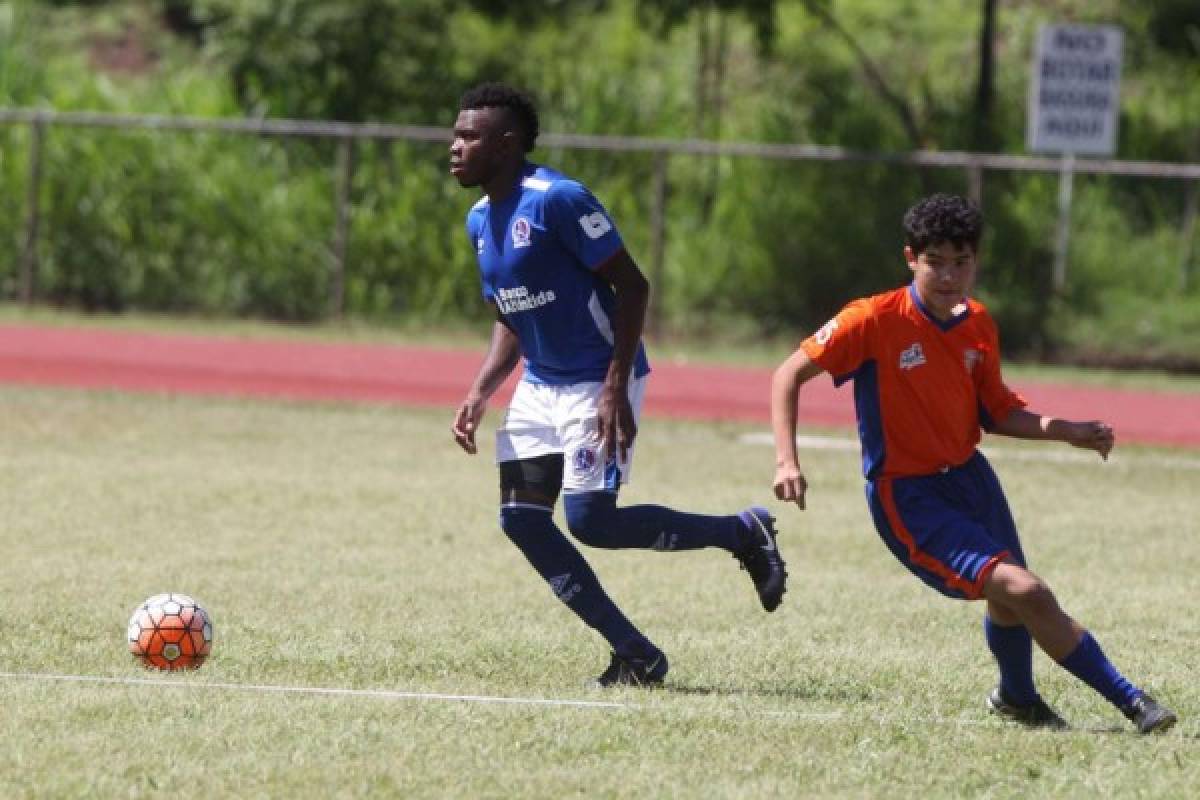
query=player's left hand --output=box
[1066,419,1115,460]
[597,384,637,463]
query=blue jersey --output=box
[466,163,651,385]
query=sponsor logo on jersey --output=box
[578,212,613,240]
[963,348,981,372]
[512,216,533,248]
[495,285,556,314]
[899,342,926,370]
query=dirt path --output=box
[2,323,1197,449]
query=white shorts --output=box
[495,375,647,492]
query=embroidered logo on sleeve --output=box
[814,318,839,346]
[578,212,613,240]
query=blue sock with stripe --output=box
[499,505,655,657]
[1058,631,1141,709]
[984,616,1039,706]
[563,490,744,552]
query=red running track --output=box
[1,323,1197,448]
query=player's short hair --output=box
[902,193,983,253]
[459,82,540,153]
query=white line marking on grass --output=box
[738,433,1200,470]
[0,672,1109,731]
[0,672,629,711]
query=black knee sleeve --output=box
[499,454,564,506]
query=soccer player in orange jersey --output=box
[769,193,1176,733]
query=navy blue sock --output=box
[499,505,654,656]
[1058,631,1141,709]
[563,490,744,552]
[984,616,1039,706]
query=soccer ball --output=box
[127,593,213,670]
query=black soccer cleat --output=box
[987,686,1069,730]
[593,651,668,688]
[1122,693,1178,734]
[734,506,788,612]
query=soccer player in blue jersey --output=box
[769,193,1177,733]
[448,82,787,687]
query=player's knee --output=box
[564,491,618,547]
[1005,574,1059,617]
[499,504,553,546]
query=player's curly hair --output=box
[902,193,983,253]
[459,82,540,153]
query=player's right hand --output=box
[773,463,808,510]
[452,396,486,455]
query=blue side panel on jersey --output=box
[851,360,886,479]
[978,400,996,432]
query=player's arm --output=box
[594,248,649,462]
[770,347,826,509]
[990,408,1114,461]
[452,307,521,455]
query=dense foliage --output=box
[0,0,1197,364]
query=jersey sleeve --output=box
[799,298,875,385]
[974,311,1026,429]
[545,179,625,270]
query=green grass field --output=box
[1,386,1196,798]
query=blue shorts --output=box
[865,451,1026,600]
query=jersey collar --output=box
[907,282,971,332]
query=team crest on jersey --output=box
[963,348,981,373]
[511,217,533,248]
[572,446,598,475]
[899,342,926,370]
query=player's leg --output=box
[494,382,666,686]
[562,489,745,552]
[866,466,1064,727]
[971,454,1176,733]
[983,563,1176,732]
[970,458,1045,712]
[497,458,666,685]
[557,377,787,611]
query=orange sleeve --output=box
[800,298,874,384]
[974,311,1026,428]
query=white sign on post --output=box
[1027,24,1123,156]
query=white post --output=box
[1053,153,1075,292]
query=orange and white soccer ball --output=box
[127,593,213,670]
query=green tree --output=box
[195,0,463,122]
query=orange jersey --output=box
[801,285,1025,479]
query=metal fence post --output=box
[330,136,355,319]
[1053,153,1075,293]
[1181,178,1197,293]
[647,150,669,339]
[18,116,46,305]
[967,161,984,211]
